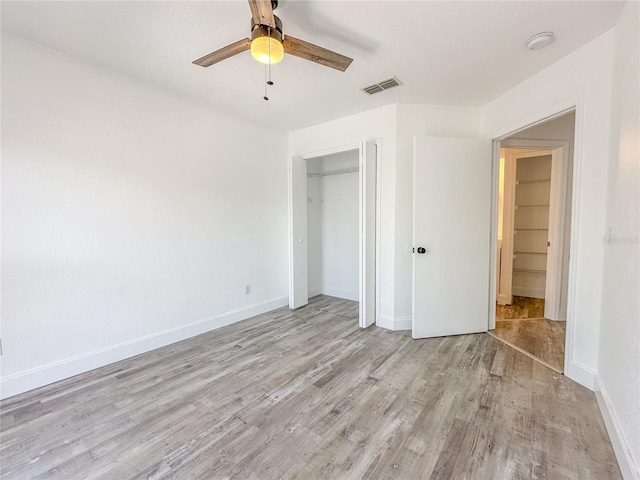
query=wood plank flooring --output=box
[1,295,619,479]
[496,297,545,321]
[490,318,566,373]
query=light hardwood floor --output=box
[490,319,566,373]
[495,296,545,321]
[1,296,619,479]
[493,297,566,373]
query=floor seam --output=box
[485,331,564,374]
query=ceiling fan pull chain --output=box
[263,26,273,101]
[263,64,269,101]
[267,27,274,86]
[267,64,274,86]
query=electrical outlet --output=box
[245,284,251,295]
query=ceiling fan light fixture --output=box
[251,34,284,64]
[251,17,284,64]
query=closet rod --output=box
[308,167,359,178]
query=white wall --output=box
[481,30,615,389]
[1,34,289,398]
[597,1,640,478]
[319,152,359,300]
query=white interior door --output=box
[413,137,492,338]
[288,155,308,309]
[359,141,377,327]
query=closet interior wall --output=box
[307,151,359,301]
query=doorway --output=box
[288,142,377,328]
[488,112,575,373]
[307,151,359,302]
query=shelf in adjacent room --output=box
[513,268,547,276]
[516,179,551,185]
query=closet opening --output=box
[307,150,360,318]
[288,141,377,328]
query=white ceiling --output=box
[1,1,624,131]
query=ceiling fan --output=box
[193,0,353,72]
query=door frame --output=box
[288,141,382,327]
[488,98,580,380]
[499,141,570,320]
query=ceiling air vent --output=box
[362,77,402,95]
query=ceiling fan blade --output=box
[248,0,275,28]
[283,36,353,72]
[193,39,251,67]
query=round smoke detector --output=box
[526,32,555,50]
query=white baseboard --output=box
[308,287,322,298]
[0,296,289,400]
[595,374,640,480]
[393,316,412,330]
[565,359,596,390]
[321,287,358,302]
[512,286,545,299]
[377,314,394,330]
[377,314,411,331]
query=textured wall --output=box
[1,33,289,396]
[598,1,640,477]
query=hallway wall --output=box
[597,1,640,477]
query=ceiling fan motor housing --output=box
[251,15,283,41]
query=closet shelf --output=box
[514,251,547,256]
[515,228,549,231]
[515,204,550,208]
[516,179,551,185]
[308,167,359,178]
[513,268,547,276]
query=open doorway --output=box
[288,141,377,328]
[489,112,575,373]
[306,151,360,318]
